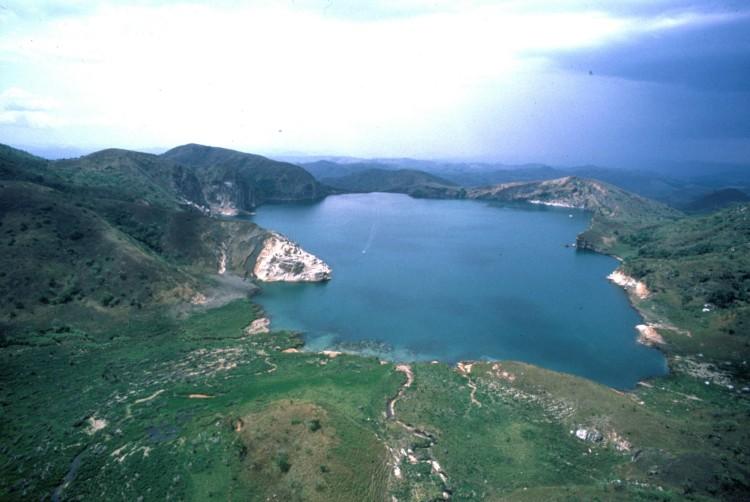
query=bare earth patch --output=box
[608,270,650,300]
[85,416,108,435]
[456,362,481,407]
[636,324,666,346]
[244,317,271,335]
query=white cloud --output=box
[0,1,740,160]
[0,87,63,128]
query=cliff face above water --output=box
[253,232,332,282]
[161,144,326,214]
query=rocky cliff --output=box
[161,144,326,214]
[253,233,332,282]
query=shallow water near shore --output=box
[251,193,667,388]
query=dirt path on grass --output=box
[386,364,413,419]
[456,362,482,407]
[386,364,451,499]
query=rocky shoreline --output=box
[607,270,650,300]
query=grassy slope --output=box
[53,148,208,209]
[0,300,402,501]
[0,180,200,330]
[684,189,750,213]
[619,204,750,365]
[0,144,270,329]
[392,358,749,500]
[162,143,326,208]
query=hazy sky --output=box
[0,0,748,166]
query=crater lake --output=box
[251,192,667,388]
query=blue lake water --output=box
[251,193,667,388]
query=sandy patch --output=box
[528,199,581,209]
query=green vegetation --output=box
[0,144,269,329]
[1,143,749,500]
[457,175,681,255]
[0,299,401,500]
[162,143,327,209]
[394,361,749,500]
[617,204,750,367]
[685,188,750,213]
[321,168,464,198]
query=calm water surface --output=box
[251,193,667,388]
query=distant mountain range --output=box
[298,157,750,211]
[16,145,750,211]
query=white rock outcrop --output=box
[528,199,582,209]
[635,324,666,346]
[253,232,332,282]
[244,317,270,335]
[608,270,650,299]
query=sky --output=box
[0,0,748,166]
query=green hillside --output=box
[685,188,750,213]
[322,167,463,198]
[464,176,681,254]
[618,203,750,364]
[53,149,207,208]
[162,143,326,212]
[0,144,268,332]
